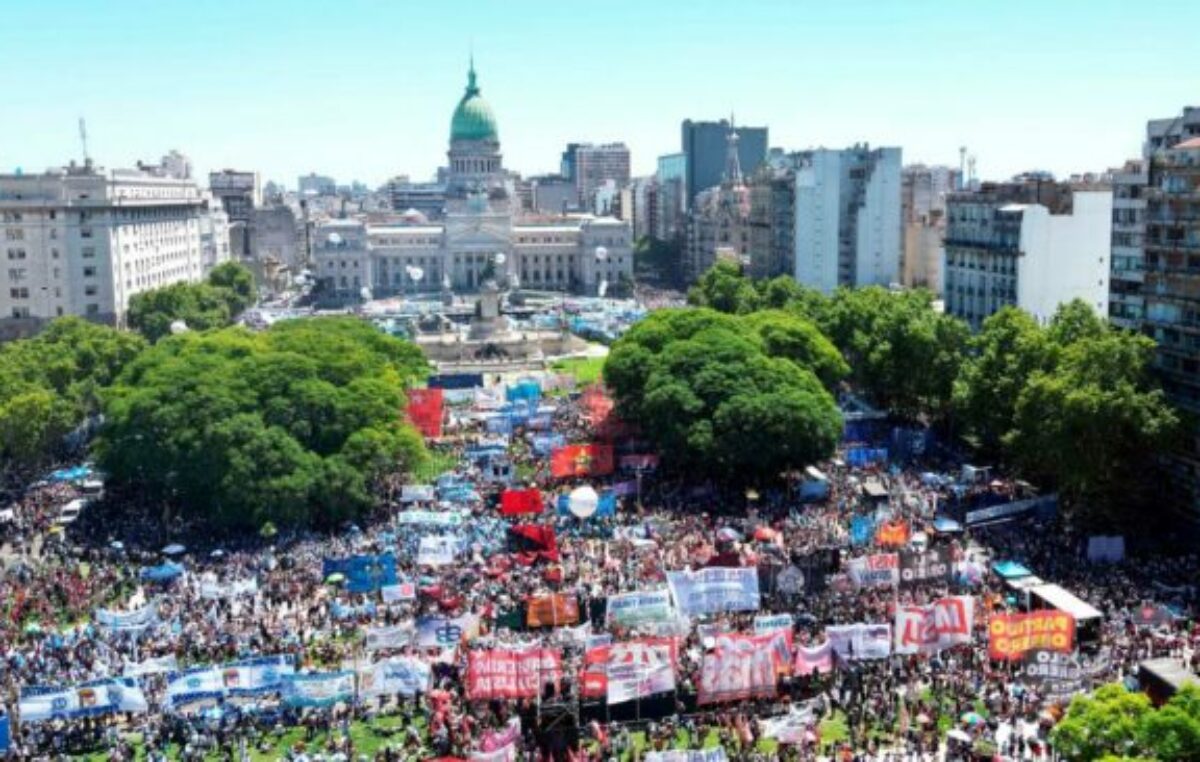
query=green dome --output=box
[450,64,498,142]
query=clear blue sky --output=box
[2,0,1196,188]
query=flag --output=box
[550,444,614,478]
[406,388,444,438]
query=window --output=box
[85,304,100,315]
[11,307,30,318]
[9,288,29,299]
[8,268,26,281]
[4,229,23,241]
[83,266,97,277]
[84,285,98,296]
[7,249,25,260]
[82,246,95,258]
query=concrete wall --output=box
[1017,190,1113,323]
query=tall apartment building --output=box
[901,164,959,294]
[943,177,1112,330]
[681,118,768,205]
[1108,160,1149,329]
[655,153,687,242]
[747,156,797,280]
[209,169,260,257]
[792,145,902,293]
[0,159,230,335]
[573,143,631,208]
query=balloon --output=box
[567,485,600,519]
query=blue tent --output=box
[991,560,1033,580]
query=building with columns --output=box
[313,61,632,300]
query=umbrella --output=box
[325,573,346,585]
[716,527,740,543]
[109,541,125,551]
[961,711,985,726]
[210,549,225,558]
[162,544,186,556]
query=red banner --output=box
[499,489,544,516]
[579,637,679,699]
[988,611,1075,660]
[467,648,563,700]
[699,632,785,705]
[510,524,559,564]
[406,388,444,438]
[550,444,614,478]
[581,385,614,423]
[525,594,580,628]
[794,640,833,676]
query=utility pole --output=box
[78,118,90,164]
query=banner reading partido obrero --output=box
[988,611,1075,660]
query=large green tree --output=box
[1052,684,1200,762]
[97,317,429,529]
[127,261,257,341]
[605,308,842,482]
[686,261,762,314]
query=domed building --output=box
[313,60,633,298]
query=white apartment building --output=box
[0,159,230,333]
[792,145,902,293]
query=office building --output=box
[943,177,1112,330]
[747,157,797,280]
[684,123,750,283]
[209,169,260,257]
[792,145,902,293]
[901,164,959,294]
[573,143,631,209]
[0,158,230,335]
[681,118,768,205]
[298,172,337,196]
[655,152,687,242]
[529,175,578,215]
[1108,159,1148,329]
[387,176,447,220]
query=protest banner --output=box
[480,717,521,753]
[754,614,793,634]
[321,553,397,593]
[415,614,479,648]
[555,490,618,519]
[356,656,431,697]
[199,578,258,600]
[793,640,834,676]
[400,484,435,503]
[645,751,727,762]
[606,639,677,704]
[847,554,899,588]
[95,601,158,631]
[0,715,8,754]
[406,388,444,438]
[381,581,416,603]
[466,648,563,700]
[667,567,760,617]
[469,742,518,762]
[1022,650,1085,699]
[898,548,953,588]
[330,600,375,620]
[417,535,458,567]
[19,678,149,723]
[395,510,465,528]
[123,654,179,678]
[760,702,819,745]
[826,624,892,661]
[698,633,784,704]
[499,488,544,516]
[280,671,355,707]
[550,444,614,478]
[526,594,580,628]
[605,589,676,629]
[850,515,876,547]
[365,625,414,651]
[988,611,1075,660]
[893,596,975,655]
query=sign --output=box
[356,657,431,697]
[280,671,355,707]
[898,548,952,587]
[988,611,1076,660]
[466,648,563,700]
[19,678,149,723]
[400,484,435,503]
[321,553,397,593]
[95,601,158,631]
[381,581,416,603]
[794,640,833,676]
[826,624,892,661]
[1022,650,1084,695]
[550,444,615,478]
[645,751,727,762]
[526,594,580,628]
[754,614,793,634]
[893,596,975,655]
[396,510,465,528]
[847,554,899,588]
[499,488,544,516]
[417,536,458,567]
[698,633,785,705]
[606,589,676,628]
[365,625,414,651]
[606,639,677,704]
[666,567,760,617]
[415,614,479,648]
[123,654,179,678]
[199,578,258,600]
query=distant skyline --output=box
[2,0,1197,189]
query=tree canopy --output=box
[1052,683,1200,762]
[0,318,146,474]
[604,308,842,482]
[97,317,430,529]
[127,261,257,341]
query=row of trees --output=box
[676,263,1179,527]
[97,317,430,529]
[1051,683,1200,761]
[127,261,255,341]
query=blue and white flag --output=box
[20,678,148,723]
[666,567,760,617]
[357,657,431,697]
[415,613,478,648]
[280,671,355,707]
[96,601,158,631]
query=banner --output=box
[667,567,760,617]
[698,633,784,704]
[469,742,518,762]
[400,484,435,503]
[988,611,1075,660]
[555,491,618,519]
[330,600,376,621]
[509,524,559,564]
[0,714,8,754]
[893,596,975,655]
[850,515,876,547]
[847,554,899,588]
[605,589,676,629]
[480,717,522,754]
[874,520,910,548]
[95,601,158,631]
[199,578,258,600]
[466,648,563,700]
[365,625,414,651]
[356,657,431,697]
[606,639,677,704]
[526,594,580,628]
[415,614,479,648]
[645,751,727,762]
[619,454,660,471]
[124,654,179,678]
[381,581,416,603]
[760,704,819,745]
[550,444,614,478]
[281,671,355,707]
[898,548,953,588]
[754,614,793,634]
[396,510,466,528]
[793,640,834,676]
[19,678,149,723]
[322,553,397,593]
[500,488,544,516]
[1022,650,1085,700]
[406,388,444,438]
[417,536,458,567]
[826,624,891,661]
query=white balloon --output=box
[567,485,600,519]
[409,266,424,282]
[494,252,506,265]
[169,320,189,335]
[594,246,609,262]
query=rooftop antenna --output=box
[967,154,978,188]
[79,118,90,164]
[958,146,967,190]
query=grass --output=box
[551,355,606,386]
[412,448,458,482]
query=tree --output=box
[1052,684,1200,762]
[742,310,848,389]
[207,261,256,314]
[97,317,430,529]
[687,261,761,314]
[127,262,257,341]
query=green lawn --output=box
[412,448,458,482]
[551,354,606,386]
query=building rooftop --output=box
[1174,137,1200,150]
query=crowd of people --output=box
[0,372,1196,762]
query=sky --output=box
[1,0,1197,189]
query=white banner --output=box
[753,614,793,634]
[415,613,479,648]
[417,535,458,566]
[356,657,431,697]
[645,750,728,762]
[605,589,676,628]
[123,654,179,678]
[666,567,760,617]
[826,624,891,661]
[606,641,676,704]
[95,601,158,631]
[381,581,416,603]
[400,484,436,503]
[280,671,355,707]
[469,741,518,762]
[847,554,899,588]
[199,578,258,600]
[396,510,465,528]
[20,679,149,723]
[760,702,819,744]
[365,625,414,651]
[893,596,974,655]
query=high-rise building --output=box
[685,123,751,282]
[573,143,631,208]
[529,175,578,215]
[792,145,902,293]
[209,169,260,257]
[0,158,230,335]
[943,177,1112,330]
[901,164,959,294]
[681,118,768,205]
[560,143,583,182]
[655,153,688,244]
[747,156,797,280]
[1107,159,1148,330]
[298,172,337,196]
[630,176,658,241]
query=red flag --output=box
[510,524,559,564]
[550,444,614,478]
[500,489,544,516]
[406,388,444,438]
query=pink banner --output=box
[467,648,563,700]
[794,640,834,676]
[698,633,783,705]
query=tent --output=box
[991,560,1033,580]
[932,517,963,534]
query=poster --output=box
[847,554,899,588]
[526,594,580,628]
[988,611,1075,660]
[667,568,760,617]
[466,648,563,700]
[605,589,675,628]
[893,596,974,655]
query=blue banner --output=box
[322,553,397,594]
[330,600,377,620]
[506,380,541,404]
[666,568,760,617]
[19,678,149,723]
[281,671,355,707]
[0,713,8,752]
[428,373,484,390]
[138,562,184,583]
[532,433,566,457]
[846,446,889,468]
[850,515,876,547]
[556,491,617,519]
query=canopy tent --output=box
[1027,583,1103,621]
[932,517,963,534]
[991,560,1033,580]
